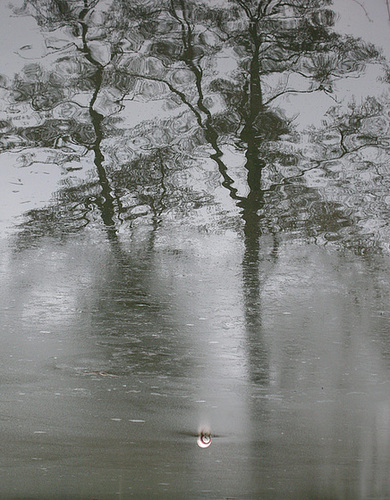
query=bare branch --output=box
[264,85,330,106]
[235,0,254,20]
[351,0,373,22]
[386,0,390,22]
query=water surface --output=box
[1,1,390,498]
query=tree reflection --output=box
[3,7,390,493]
[5,0,383,246]
[300,95,390,253]
[4,1,388,386]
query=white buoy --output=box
[197,432,211,448]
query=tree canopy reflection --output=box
[2,0,388,252]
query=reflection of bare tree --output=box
[3,0,385,253]
[7,1,210,245]
[6,1,387,379]
[299,96,390,252]
[167,0,244,201]
[78,2,117,234]
[208,0,379,192]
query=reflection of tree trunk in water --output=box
[150,151,168,235]
[170,0,243,203]
[242,227,267,385]
[173,3,272,379]
[79,5,116,234]
[173,1,265,202]
[170,0,273,384]
[239,15,273,383]
[242,216,279,385]
[245,22,263,125]
[240,130,270,386]
[241,20,264,194]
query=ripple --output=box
[343,134,377,151]
[361,115,389,136]
[169,69,195,86]
[134,79,168,101]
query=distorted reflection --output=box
[1,0,390,498]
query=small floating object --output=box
[197,431,211,448]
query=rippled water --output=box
[1,1,390,498]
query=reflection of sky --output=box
[334,0,390,58]
[332,0,389,111]
[0,149,92,235]
[266,0,390,128]
[0,4,44,75]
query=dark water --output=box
[1,1,390,498]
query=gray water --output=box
[1,1,390,498]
